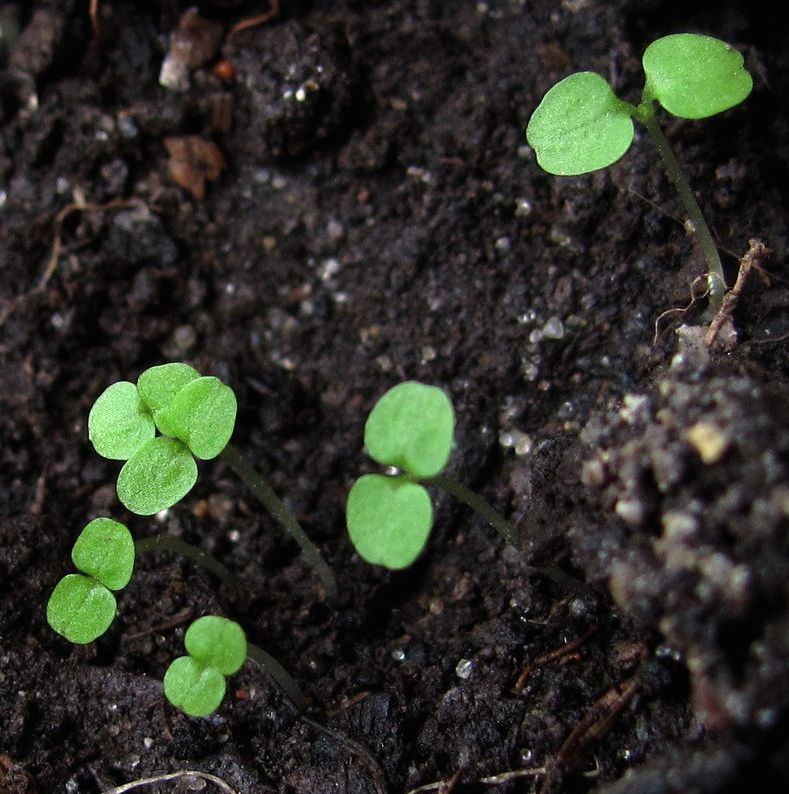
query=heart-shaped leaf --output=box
[137,362,200,415]
[117,437,198,515]
[46,574,117,644]
[163,656,227,717]
[643,33,752,120]
[184,615,247,676]
[155,376,237,460]
[526,71,635,175]
[88,381,155,460]
[364,381,454,479]
[71,517,135,590]
[346,474,433,569]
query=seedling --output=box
[526,33,753,311]
[46,523,304,712]
[47,519,236,644]
[47,518,135,644]
[163,615,247,717]
[346,382,584,592]
[346,382,454,569]
[89,363,336,599]
[163,615,307,716]
[89,363,236,515]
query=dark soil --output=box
[1,1,788,793]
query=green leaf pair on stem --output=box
[525,33,753,311]
[163,615,247,717]
[346,382,454,569]
[47,518,135,644]
[162,615,308,717]
[346,382,587,594]
[89,363,237,515]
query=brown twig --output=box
[228,0,281,40]
[326,690,373,717]
[512,626,598,695]
[539,674,641,793]
[0,198,144,329]
[704,237,770,347]
[89,0,101,38]
[123,607,194,642]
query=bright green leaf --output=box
[46,574,117,644]
[88,381,155,461]
[184,615,247,676]
[117,437,197,515]
[346,474,433,569]
[71,517,135,590]
[163,656,227,717]
[364,381,454,479]
[137,362,200,415]
[526,71,635,175]
[642,33,752,120]
[155,376,237,460]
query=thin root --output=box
[89,0,101,38]
[513,626,598,695]
[101,770,237,794]
[539,674,641,793]
[652,275,709,346]
[406,766,546,793]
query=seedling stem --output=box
[247,641,308,709]
[427,473,587,595]
[426,473,517,546]
[135,535,235,585]
[221,442,338,601]
[635,104,727,307]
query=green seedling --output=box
[346,382,584,593]
[46,522,305,712]
[526,33,753,311]
[163,615,307,716]
[346,382,454,569]
[163,615,247,717]
[47,518,134,644]
[89,363,336,599]
[89,363,236,515]
[47,519,237,644]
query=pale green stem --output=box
[135,535,235,585]
[636,106,727,313]
[424,473,588,595]
[220,443,338,602]
[247,641,308,709]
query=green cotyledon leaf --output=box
[88,381,155,460]
[346,474,433,569]
[117,436,197,515]
[526,71,635,176]
[364,381,454,479]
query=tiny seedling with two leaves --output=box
[526,33,753,312]
[47,515,235,645]
[47,517,135,644]
[346,381,584,592]
[163,615,247,717]
[163,615,306,717]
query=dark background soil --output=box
[1,1,788,792]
